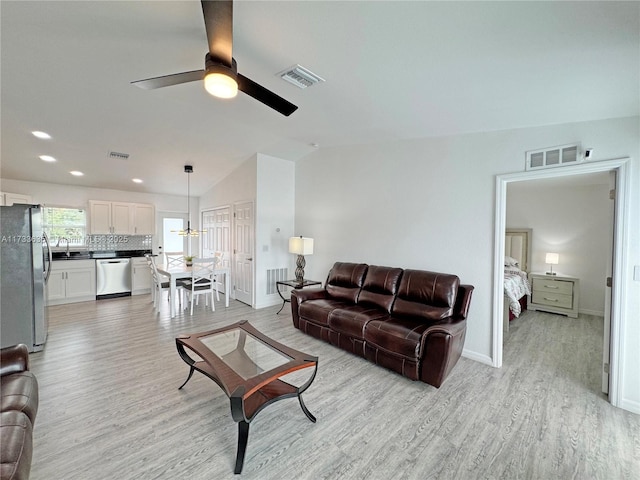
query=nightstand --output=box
[528,273,580,318]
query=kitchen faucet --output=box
[56,237,71,257]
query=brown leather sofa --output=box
[291,262,474,388]
[1,344,39,480]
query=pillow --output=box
[504,256,519,267]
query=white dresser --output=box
[528,273,580,318]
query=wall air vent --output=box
[525,143,582,171]
[278,64,325,89]
[108,151,130,160]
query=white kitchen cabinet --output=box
[47,260,96,305]
[89,201,133,234]
[89,200,154,235]
[0,192,32,206]
[111,202,133,234]
[131,257,152,295]
[132,204,155,235]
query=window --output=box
[43,207,87,247]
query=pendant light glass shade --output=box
[172,165,204,237]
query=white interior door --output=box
[602,171,616,394]
[234,202,254,306]
[201,207,231,294]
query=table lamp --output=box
[545,252,559,275]
[289,236,314,285]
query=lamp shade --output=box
[545,253,559,265]
[289,236,314,255]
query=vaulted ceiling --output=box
[1,1,638,196]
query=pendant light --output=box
[176,165,203,237]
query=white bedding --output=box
[504,266,531,317]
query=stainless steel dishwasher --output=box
[96,258,132,299]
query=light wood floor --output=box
[29,294,640,479]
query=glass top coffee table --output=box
[175,320,318,474]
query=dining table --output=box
[156,263,231,318]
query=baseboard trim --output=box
[255,298,284,310]
[620,397,640,415]
[579,309,605,317]
[462,349,494,367]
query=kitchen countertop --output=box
[51,250,152,261]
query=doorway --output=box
[493,158,630,408]
[157,212,188,261]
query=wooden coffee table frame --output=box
[175,320,318,474]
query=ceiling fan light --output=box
[204,72,238,98]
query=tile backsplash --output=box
[88,235,152,251]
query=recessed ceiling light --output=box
[32,131,51,139]
[70,171,84,176]
[132,178,143,184]
[39,155,56,162]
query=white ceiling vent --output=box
[108,151,130,160]
[278,64,325,89]
[525,143,582,171]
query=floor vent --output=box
[108,151,130,160]
[278,65,325,89]
[525,143,582,171]
[266,268,288,295]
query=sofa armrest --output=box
[0,344,30,377]
[453,284,474,320]
[419,319,467,387]
[290,288,328,328]
[291,288,328,304]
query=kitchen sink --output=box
[51,251,91,260]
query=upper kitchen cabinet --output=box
[89,201,132,234]
[0,192,32,206]
[132,203,155,235]
[89,201,155,235]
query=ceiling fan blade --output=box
[201,0,233,67]
[237,74,298,117]
[131,70,205,90]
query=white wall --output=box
[199,156,257,211]
[507,180,611,315]
[199,154,296,308]
[255,154,295,308]
[294,116,640,413]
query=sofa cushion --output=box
[325,262,368,303]
[357,265,403,312]
[0,372,38,424]
[0,411,33,480]
[364,318,432,359]
[328,305,390,339]
[299,298,352,326]
[392,270,459,321]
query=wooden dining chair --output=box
[184,258,216,315]
[149,261,186,311]
[144,253,158,304]
[165,252,185,268]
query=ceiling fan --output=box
[131,0,297,116]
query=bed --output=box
[503,228,532,335]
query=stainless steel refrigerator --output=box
[1,204,52,352]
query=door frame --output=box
[156,211,189,257]
[493,157,630,408]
